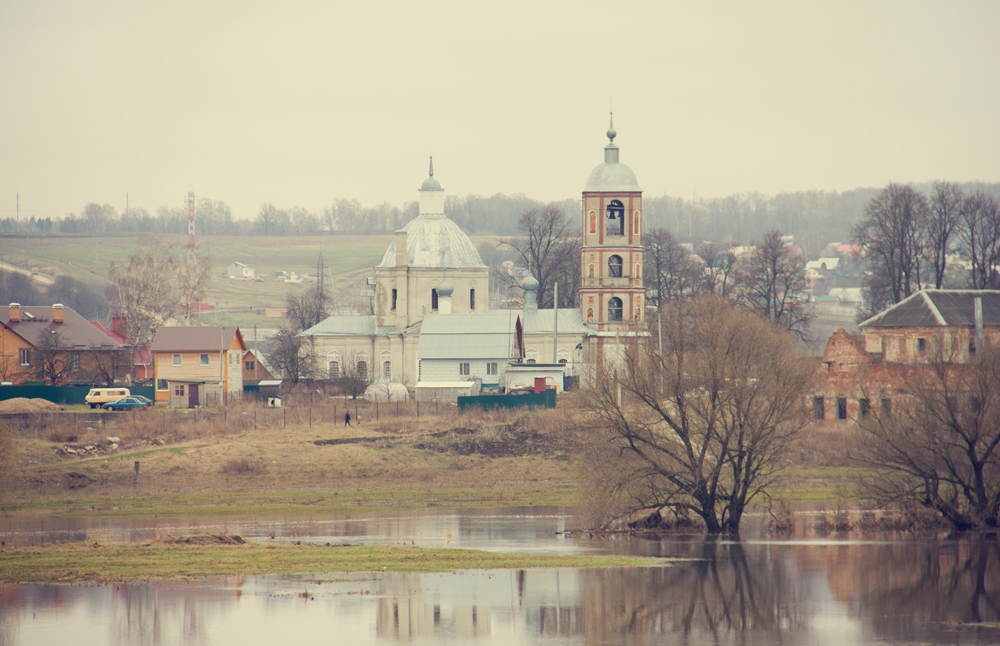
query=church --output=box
[299,117,645,392]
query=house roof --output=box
[1,305,121,351]
[299,315,402,337]
[418,312,519,360]
[520,308,593,336]
[150,326,245,352]
[861,290,1000,328]
[245,348,277,376]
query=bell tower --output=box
[580,115,644,331]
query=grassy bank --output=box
[0,539,661,584]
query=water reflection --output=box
[4,535,998,645]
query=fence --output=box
[0,384,156,406]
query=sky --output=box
[1,1,998,223]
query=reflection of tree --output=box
[850,539,1000,634]
[582,541,805,642]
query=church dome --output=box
[377,214,486,269]
[584,114,641,193]
[436,276,454,297]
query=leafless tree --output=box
[90,344,130,386]
[339,352,373,400]
[504,206,580,309]
[106,239,179,381]
[256,202,279,235]
[924,182,963,289]
[267,327,319,386]
[586,295,812,534]
[736,230,811,341]
[176,252,213,324]
[958,192,1000,289]
[853,183,929,307]
[33,331,71,385]
[644,228,700,305]
[696,241,738,297]
[851,347,1000,530]
[285,284,332,333]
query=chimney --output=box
[112,313,127,339]
[52,303,64,324]
[9,303,20,323]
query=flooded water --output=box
[2,508,998,645]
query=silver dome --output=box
[377,213,486,269]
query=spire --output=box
[604,112,619,164]
[607,112,616,143]
[428,156,434,178]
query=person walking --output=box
[344,411,351,427]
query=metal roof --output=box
[860,290,1000,328]
[376,213,486,269]
[583,120,641,192]
[520,308,592,336]
[418,312,519,360]
[150,326,245,352]
[1,305,121,350]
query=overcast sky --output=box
[2,1,998,222]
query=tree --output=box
[267,327,319,385]
[924,182,963,289]
[506,206,580,309]
[957,192,1000,289]
[46,275,109,321]
[586,295,812,534]
[176,253,213,324]
[696,242,738,297]
[106,239,178,380]
[33,331,71,385]
[736,230,811,341]
[0,269,43,306]
[853,184,929,308]
[285,283,332,333]
[256,202,279,235]
[644,228,700,306]
[851,347,1000,530]
[339,352,372,400]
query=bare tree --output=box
[267,327,319,385]
[505,206,580,309]
[176,252,213,324]
[285,284,332,333]
[696,241,738,297]
[586,295,812,534]
[256,202,279,235]
[106,239,178,380]
[644,228,700,305]
[853,183,929,308]
[958,192,1000,289]
[90,344,130,386]
[339,352,372,400]
[924,182,963,289]
[33,331,71,385]
[736,230,811,341]
[851,347,1000,530]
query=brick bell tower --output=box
[580,114,644,332]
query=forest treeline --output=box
[5,182,997,254]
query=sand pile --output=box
[0,398,65,413]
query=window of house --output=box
[470,289,475,310]
[860,398,870,418]
[329,361,340,379]
[837,397,848,420]
[200,354,210,366]
[19,348,30,366]
[917,338,926,353]
[608,297,623,321]
[558,358,567,365]
[383,361,391,380]
[431,289,439,310]
[156,379,168,391]
[608,255,623,278]
[606,200,624,236]
[881,398,892,415]
[970,340,977,355]
[173,354,182,366]
[459,362,470,376]
[813,396,825,420]
[72,353,80,368]
[173,384,186,397]
[356,360,368,378]
[487,362,498,375]
[391,288,397,310]
[245,360,255,371]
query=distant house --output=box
[91,313,153,382]
[242,348,276,385]
[150,326,246,407]
[0,303,124,385]
[416,312,523,389]
[227,262,255,280]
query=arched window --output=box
[470,289,475,310]
[431,289,438,310]
[606,200,624,236]
[588,264,595,278]
[356,360,368,378]
[608,255,623,278]
[589,211,597,234]
[633,210,640,235]
[328,361,340,379]
[383,360,391,380]
[608,297,623,321]
[391,288,397,310]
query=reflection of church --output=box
[300,118,645,390]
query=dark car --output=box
[103,396,152,411]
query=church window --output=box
[587,308,594,322]
[634,211,640,234]
[329,361,340,379]
[606,200,624,236]
[470,289,475,310]
[431,289,439,310]
[588,264,595,278]
[608,255,623,278]
[357,360,368,378]
[391,289,397,310]
[608,297,623,321]
[383,361,391,380]
[635,264,641,278]
[589,211,597,234]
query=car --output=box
[103,396,152,411]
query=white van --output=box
[85,388,130,409]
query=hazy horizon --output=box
[2,1,998,222]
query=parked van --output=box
[85,387,130,409]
